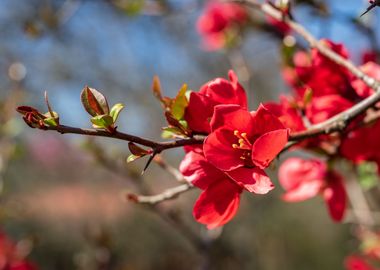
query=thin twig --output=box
[84,140,205,250]
[153,155,186,182]
[128,183,194,205]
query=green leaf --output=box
[357,162,379,190]
[171,84,188,120]
[90,114,114,129]
[303,88,313,106]
[127,154,142,163]
[81,86,109,116]
[43,111,59,127]
[110,103,125,123]
[124,0,145,16]
[161,127,184,139]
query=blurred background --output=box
[0,0,378,269]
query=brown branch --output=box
[128,183,194,205]
[236,0,378,88]
[232,0,380,141]
[48,124,204,151]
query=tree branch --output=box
[48,124,204,151]
[233,0,380,141]
[127,183,194,205]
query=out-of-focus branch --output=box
[84,140,205,251]
[153,155,186,182]
[344,166,375,227]
[127,183,194,205]
[227,48,252,90]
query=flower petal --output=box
[204,128,245,171]
[193,179,242,229]
[210,104,253,132]
[323,172,347,222]
[180,151,226,189]
[282,180,323,202]
[278,157,327,191]
[205,77,246,108]
[226,167,274,194]
[251,129,289,169]
[251,104,285,135]
[228,70,248,108]
[185,92,215,133]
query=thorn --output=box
[141,153,156,175]
[360,3,377,17]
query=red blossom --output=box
[362,50,378,64]
[289,40,356,100]
[345,256,376,270]
[351,62,380,99]
[0,232,37,270]
[305,94,354,124]
[264,96,305,132]
[279,157,347,222]
[341,120,380,167]
[266,16,291,36]
[185,70,247,134]
[203,104,288,194]
[180,150,242,229]
[197,1,248,50]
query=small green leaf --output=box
[358,162,379,190]
[303,88,313,106]
[43,111,59,127]
[161,127,183,139]
[127,154,141,163]
[81,86,110,116]
[171,84,188,120]
[110,103,124,123]
[118,0,145,16]
[90,114,114,129]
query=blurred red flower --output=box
[279,157,347,222]
[197,1,248,50]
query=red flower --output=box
[180,150,242,229]
[266,16,291,36]
[345,256,376,270]
[203,104,288,194]
[362,50,378,64]
[185,70,247,134]
[351,62,380,99]
[264,96,305,132]
[289,40,355,100]
[197,1,248,50]
[305,94,354,124]
[279,157,347,222]
[0,232,37,270]
[341,120,380,167]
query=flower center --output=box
[232,130,252,150]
